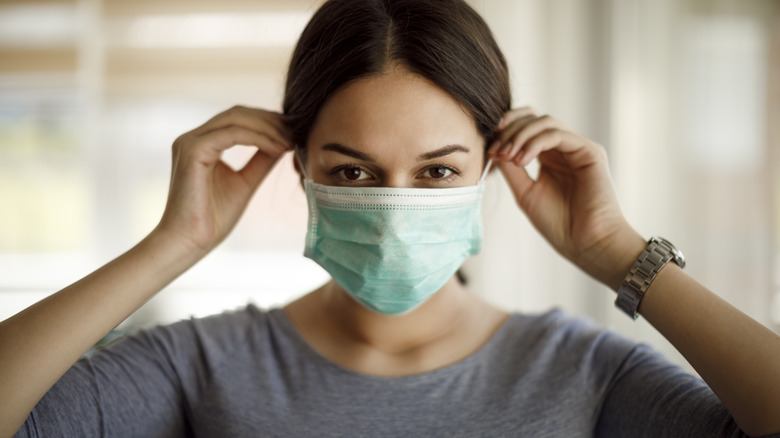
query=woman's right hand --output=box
[1,106,292,437]
[154,106,292,254]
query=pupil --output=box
[345,168,361,180]
[431,167,446,178]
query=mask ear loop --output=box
[479,158,493,183]
[294,146,309,180]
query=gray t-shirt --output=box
[15,305,753,437]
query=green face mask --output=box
[303,161,490,316]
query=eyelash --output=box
[329,163,461,185]
[420,164,461,183]
[329,163,372,183]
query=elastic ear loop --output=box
[294,147,309,180]
[480,159,493,183]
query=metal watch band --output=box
[615,237,685,319]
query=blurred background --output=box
[0,0,778,372]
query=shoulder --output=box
[98,304,279,371]
[486,309,642,387]
[499,308,636,357]
[16,306,283,438]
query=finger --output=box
[487,114,538,159]
[496,159,535,208]
[495,114,568,165]
[513,128,599,169]
[509,114,566,156]
[181,126,287,166]
[238,146,285,190]
[513,129,560,168]
[488,108,537,155]
[497,107,536,130]
[197,106,287,135]
[496,114,541,158]
[193,106,292,149]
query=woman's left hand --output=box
[488,107,645,290]
[491,108,780,436]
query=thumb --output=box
[238,145,286,191]
[497,160,535,208]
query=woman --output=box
[3,0,779,436]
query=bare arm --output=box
[491,107,780,436]
[0,106,291,438]
[0,230,202,437]
[640,262,780,436]
[599,229,780,436]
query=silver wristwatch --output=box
[615,236,686,319]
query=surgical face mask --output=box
[301,158,491,316]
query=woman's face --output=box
[305,66,485,188]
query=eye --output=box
[420,165,457,179]
[343,167,365,180]
[333,165,372,181]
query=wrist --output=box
[585,227,646,292]
[615,236,686,318]
[145,225,211,268]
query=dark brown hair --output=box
[283,0,511,156]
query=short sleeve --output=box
[13,324,197,438]
[12,305,272,438]
[595,343,761,437]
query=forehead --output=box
[307,67,483,158]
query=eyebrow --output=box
[320,143,470,162]
[321,143,373,161]
[418,145,470,161]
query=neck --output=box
[283,275,510,377]
[320,277,471,353]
